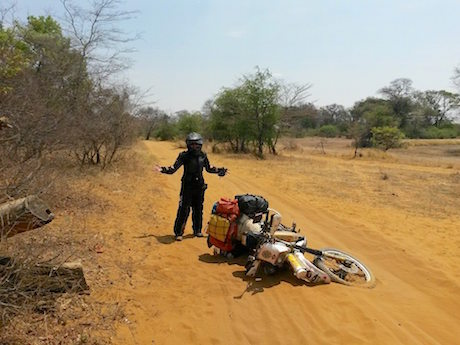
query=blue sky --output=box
[11,0,460,113]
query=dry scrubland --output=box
[2,138,460,344]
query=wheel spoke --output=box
[316,249,375,287]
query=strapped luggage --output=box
[207,214,230,242]
[207,197,240,252]
[215,198,239,221]
[216,197,239,215]
[235,194,269,218]
[207,221,238,252]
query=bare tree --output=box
[58,1,140,167]
[415,90,460,127]
[274,82,312,152]
[137,106,165,140]
[454,66,460,91]
[379,78,414,99]
[279,82,312,109]
[318,104,352,127]
[0,115,50,205]
[61,0,138,81]
[0,1,16,25]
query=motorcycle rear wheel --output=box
[313,248,375,288]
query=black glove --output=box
[217,167,227,177]
[160,166,167,173]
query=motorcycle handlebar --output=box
[256,231,324,257]
[294,245,323,257]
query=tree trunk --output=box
[145,124,155,140]
[257,136,263,157]
[353,145,358,158]
[240,139,246,153]
[0,196,54,239]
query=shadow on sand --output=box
[199,253,323,298]
[152,234,195,245]
[199,253,247,266]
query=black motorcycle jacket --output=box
[160,150,227,185]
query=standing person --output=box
[156,133,227,241]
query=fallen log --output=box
[0,195,54,239]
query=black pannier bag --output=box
[235,194,269,217]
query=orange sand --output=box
[69,140,460,345]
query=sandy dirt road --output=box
[86,140,459,345]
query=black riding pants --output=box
[173,183,206,236]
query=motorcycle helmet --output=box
[185,132,203,153]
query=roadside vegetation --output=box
[145,73,460,158]
[1,1,139,343]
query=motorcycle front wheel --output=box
[313,248,376,288]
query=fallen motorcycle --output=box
[206,195,375,288]
[243,208,376,288]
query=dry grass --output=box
[0,213,113,344]
[278,137,460,168]
[0,152,141,345]
[404,138,460,146]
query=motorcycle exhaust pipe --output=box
[286,253,308,280]
[294,252,331,284]
[286,252,331,284]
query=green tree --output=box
[350,97,398,147]
[1,15,82,159]
[1,10,137,167]
[209,87,251,152]
[155,117,178,141]
[176,111,203,137]
[318,104,352,133]
[421,126,458,139]
[318,124,339,137]
[0,25,28,93]
[281,103,318,136]
[239,67,281,156]
[379,78,414,130]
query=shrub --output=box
[155,122,178,140]
[303,128,319,137]
[420,126,458,139]
[318,125,339,137]
[371,126,405,151]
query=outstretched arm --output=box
[204,156,227,176]
[158,153,184,174]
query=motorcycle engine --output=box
[256,242,289,265]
